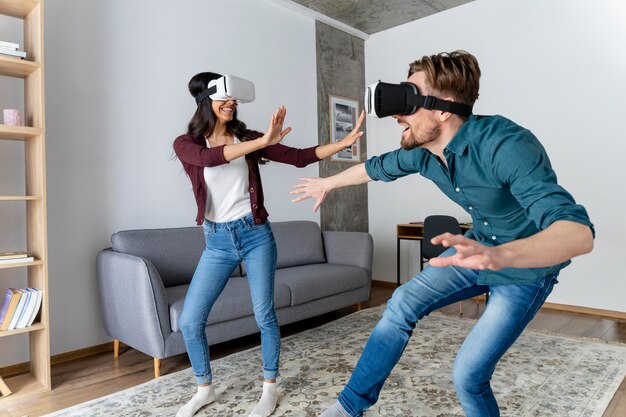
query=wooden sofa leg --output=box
[154,358,162,378]
[113,339,120,358]
[356,303,362,311]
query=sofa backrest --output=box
[110,220,325,286]
[271,221,326,268]
[111,227,239,287]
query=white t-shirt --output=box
[203,137,251,222]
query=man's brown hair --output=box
[408,50,481,107]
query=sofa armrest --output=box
[96,249,171,358]
[322,231,373,280]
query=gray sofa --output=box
[96,220,373,377]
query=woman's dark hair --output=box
[187,72,251,144]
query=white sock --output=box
[319,401,352,417]
[176,384,216,417]
[248,381,278,417]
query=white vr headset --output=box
[195,74,256,105]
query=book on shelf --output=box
[7,289,28,330]
[0,40,19,50]
[0,251,28,260]
[0,288,14,324]
[0,288,43,331]
[14,288,34,329]
[25,288,43,327]
[16,288,41,328]
[0,256,34,266]
[0,289,22,331]
[0,47,27,59]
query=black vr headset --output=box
[365,81,473,118]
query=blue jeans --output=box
[338,248,559,417]
[178,214,280,385]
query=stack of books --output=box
[0,251,34,266]
[0,40,27,59]
[0,287,43,331]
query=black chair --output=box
[420,215,462,270]
[421,215,486,315]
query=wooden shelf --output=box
[0,0,38,19]
[0,0,50,398]
[0,54,39,78]
[0,322,45,338]
[0,196,42,201]
[0,125,44,140]
[0,372,48,400]
[0,258,43,270]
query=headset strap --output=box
[407,94,473,117]
[195,85,217,105]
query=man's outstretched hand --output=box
[428,233,507,271]
[291,177,330,212]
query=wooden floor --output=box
[1,284,625,417]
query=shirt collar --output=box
[444,114,477,156]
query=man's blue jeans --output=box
[338,248,559,417]
[178,214,280,385]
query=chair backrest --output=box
[421,215,462,261]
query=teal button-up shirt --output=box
[365,114,594,285]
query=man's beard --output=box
[400,123,440,150]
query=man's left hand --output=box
[428,233,507,270]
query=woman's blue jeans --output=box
[178,214,279,385]
[338,248,559,417]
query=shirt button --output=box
[491,235,497,240]
[252,204,258,209]
[249,187,255,193]
[468,206,474,210]
[255,218,261,224]
[483,221,488,226]
[455,187,461,192]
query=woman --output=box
[173,72,364,417]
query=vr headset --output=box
[365,81,472,118]
[195,74,255,105]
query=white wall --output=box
[3,0,625,368]
[365,0,626,312]
[0,0,319,366]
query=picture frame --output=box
[329,95,361,163]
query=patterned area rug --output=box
[44,306,626,417]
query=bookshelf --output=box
[0,0,50,400]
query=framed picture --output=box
[329,95,361,162]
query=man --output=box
[291,50,594,417]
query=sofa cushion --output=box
[271,221,326,268]
[111,227,241,287]
[167,277,292,332]
[276,264,369,305]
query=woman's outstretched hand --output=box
[261,105,292,147]
[338,110,365,148]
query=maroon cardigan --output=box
[173,130,320,225]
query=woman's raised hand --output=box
[262,105,292,147]
[338,110,365,147]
